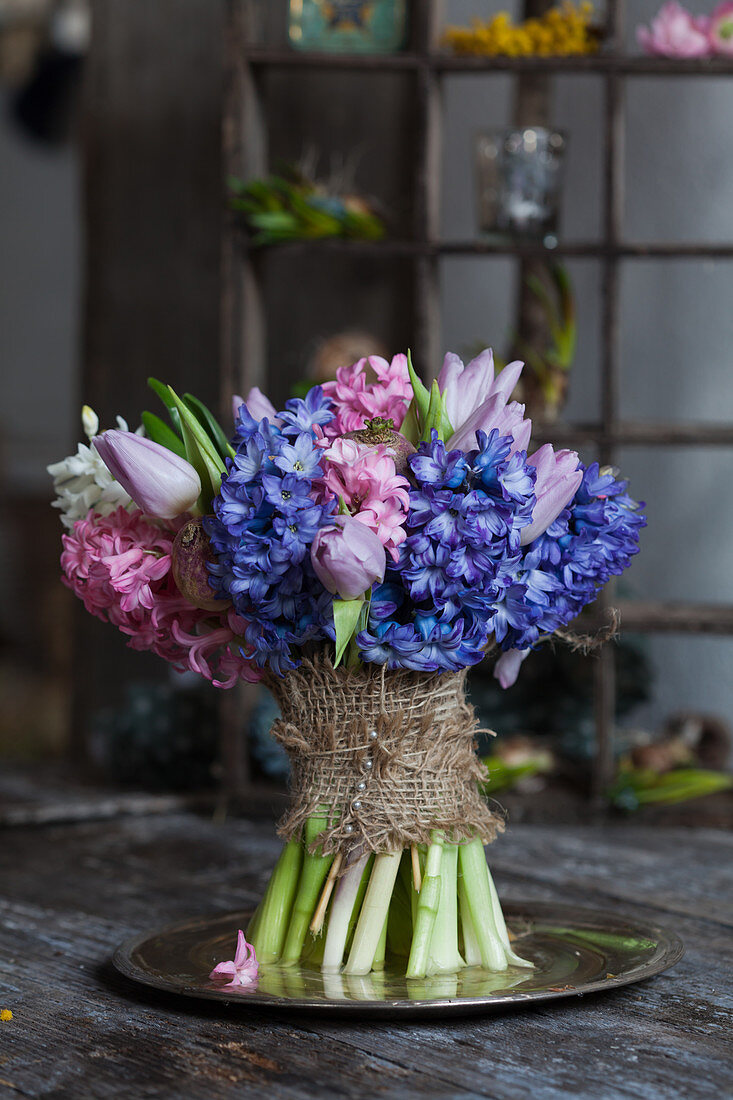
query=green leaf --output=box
[420,380,447,443]
[147,376,183,436]
[141,411,186,459]
[166,387,226,513]
[182,393,236,461]
[333,598,364,669]
[406,350,430,428]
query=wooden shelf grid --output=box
[223,0,733,803]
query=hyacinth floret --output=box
[357,429,537,671]
[320,354,413,437]
[60,507,259,687]
[496,461,647,652]
[206,390,337,674]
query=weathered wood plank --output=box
[0,816,731,1100]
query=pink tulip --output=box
[92,430,201,519]
[209,930,258,987]
[494,648,530,689]
[637,3,711,58]
[709,2,733,54]
[311,515,386,600]
[520,444,583,546]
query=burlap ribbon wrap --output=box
[266,655,504,857]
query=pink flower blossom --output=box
[315,438,410,561]
[709,2,733,54]
[61,507,260,688]
[494,648,530,689]
[209,930,259,988]
[637,3,711,58]
[320,354,413,437]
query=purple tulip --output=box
[231,393,245,422]
[311,515,386,601]
[448,394,531,455]
[442,350,529,453]
[245,387,278,423]
[438,349,497,429]
[232,387,279,425]
[519,444,583,547]
[93,430,201,519]
[494,648,530,689]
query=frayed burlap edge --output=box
[265,654,504,858]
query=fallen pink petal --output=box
[209,930,259,987]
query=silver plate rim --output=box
[112,901,685,1018]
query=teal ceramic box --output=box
[288,0,407,54]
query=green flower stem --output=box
[281,814,334,967]
[345,851,401,975]
[406,830,444,979]
[486,863,534,969]
[344,853,375,956]
[372,915,388,972]
[426,843,465,976]
[457,837,508,972]
[249,838,303,964]
[322,851,370,972]
[387,855,414,959]
[457,871,482,967]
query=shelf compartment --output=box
[612,601,733,635]
[244,49,733,78]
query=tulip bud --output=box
[520,444,583,546]
[311,515,386,601]
[92,430,201,519]
[245,386,278,422]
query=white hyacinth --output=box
[47,406,143,529]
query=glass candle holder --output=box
[475,127,566,246]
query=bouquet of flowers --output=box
[50,349,644,983]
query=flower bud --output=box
[520,444,583,546]
[311,515,386,601]
[92,430,201,519]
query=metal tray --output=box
[113,902,684,1019]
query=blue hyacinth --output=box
[205,388,336,675]
[495,462,647,652]
[357,430,537,672]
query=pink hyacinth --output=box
[209,930,259,988]
[320,354,413,438]
[61,507,260,688]
[637,3,711,58]
[315,438,410,561]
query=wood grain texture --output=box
[1,813,731,1099]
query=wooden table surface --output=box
[1,807,731,1099]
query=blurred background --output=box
[1,0,732,824]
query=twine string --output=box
[265,654,504,858]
